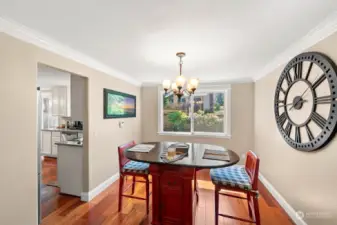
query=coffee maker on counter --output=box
[67,121,83,130]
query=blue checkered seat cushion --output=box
[122,160,149,174]
[210,165,252,191]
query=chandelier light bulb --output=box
[187,84,193,93]
[171,83,178,92]
[175,75,186,88]
[162,80,171,90]
[189,78,199,89]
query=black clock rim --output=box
[274,51,337,152]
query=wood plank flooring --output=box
[41,158,294,225]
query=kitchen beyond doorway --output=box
[37,63,88,223]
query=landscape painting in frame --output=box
[103,89,136,118]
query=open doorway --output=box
[37,64,87,223]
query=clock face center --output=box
[292,96,304,110]
[286,80,314,126]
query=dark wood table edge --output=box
[123,142,240,169]
[123,154,239,169]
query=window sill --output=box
[157,132,231,139]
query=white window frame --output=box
[158,84,231,138]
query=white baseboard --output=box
[259,173,307,225]
[81,172,120,202]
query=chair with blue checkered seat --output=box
[118,141,150,214]
[210,150,260,225]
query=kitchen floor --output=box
[42,157,57,185]
[41,157,61,219]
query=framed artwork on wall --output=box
[103,88,136,119]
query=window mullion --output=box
[190,95,194,134]
[159,91,163,133]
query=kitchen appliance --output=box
[66,121,83,130]
[73,121,83,130]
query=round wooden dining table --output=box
[124,142,240,225]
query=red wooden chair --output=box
[118,141,150,214]
[210,151,260,225]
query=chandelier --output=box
[162,52,199,100]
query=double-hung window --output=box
[158,85,231,138]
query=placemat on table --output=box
[203,149,231,161]
[127,144,155,153]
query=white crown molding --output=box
[0,16,141,86]
[259,173,307,225]
[253,12,337,82]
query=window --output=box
[158,87,231,138]
[162,95,191,132]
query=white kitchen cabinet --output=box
[52,131,60,137]
[41,131,52,155]
[51,136,60,156]
[52,86,70,117]
[71,75,86,121]
[41,131,60,157]
[58,145,83,197]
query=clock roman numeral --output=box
[312,74,326,89]
[305,125,314,141]
[295,126,301,143]
[276,100,285,107]
[280,88,286,95]
[278,112,287,126]
[285,72,292,86]
[314,95,334,104]
[285,122,292,137]
[305,62,313,80]
[311,112,326,129]
[294,62,303,80]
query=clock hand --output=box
[289,74,322,110]
[289,99,308,111]
[279,102,294,107]
[279,99,308,108]
[290,98,303,111]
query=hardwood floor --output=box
[42,157,58,184]
[41,158,294,225]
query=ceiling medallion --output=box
[162,52,199,101]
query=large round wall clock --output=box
[274,52,337,151]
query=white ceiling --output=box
[1,1,337,84]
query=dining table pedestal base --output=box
[150,164,196,225]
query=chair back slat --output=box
[118,141,136,170]
[245,151,260,190]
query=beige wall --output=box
[141,83,254,163]
[255,31,337,225]
[0,33,141,225]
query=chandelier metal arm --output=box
[164,89,193,102]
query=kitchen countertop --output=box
[55,140,83,147]
[41,128,83,133]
